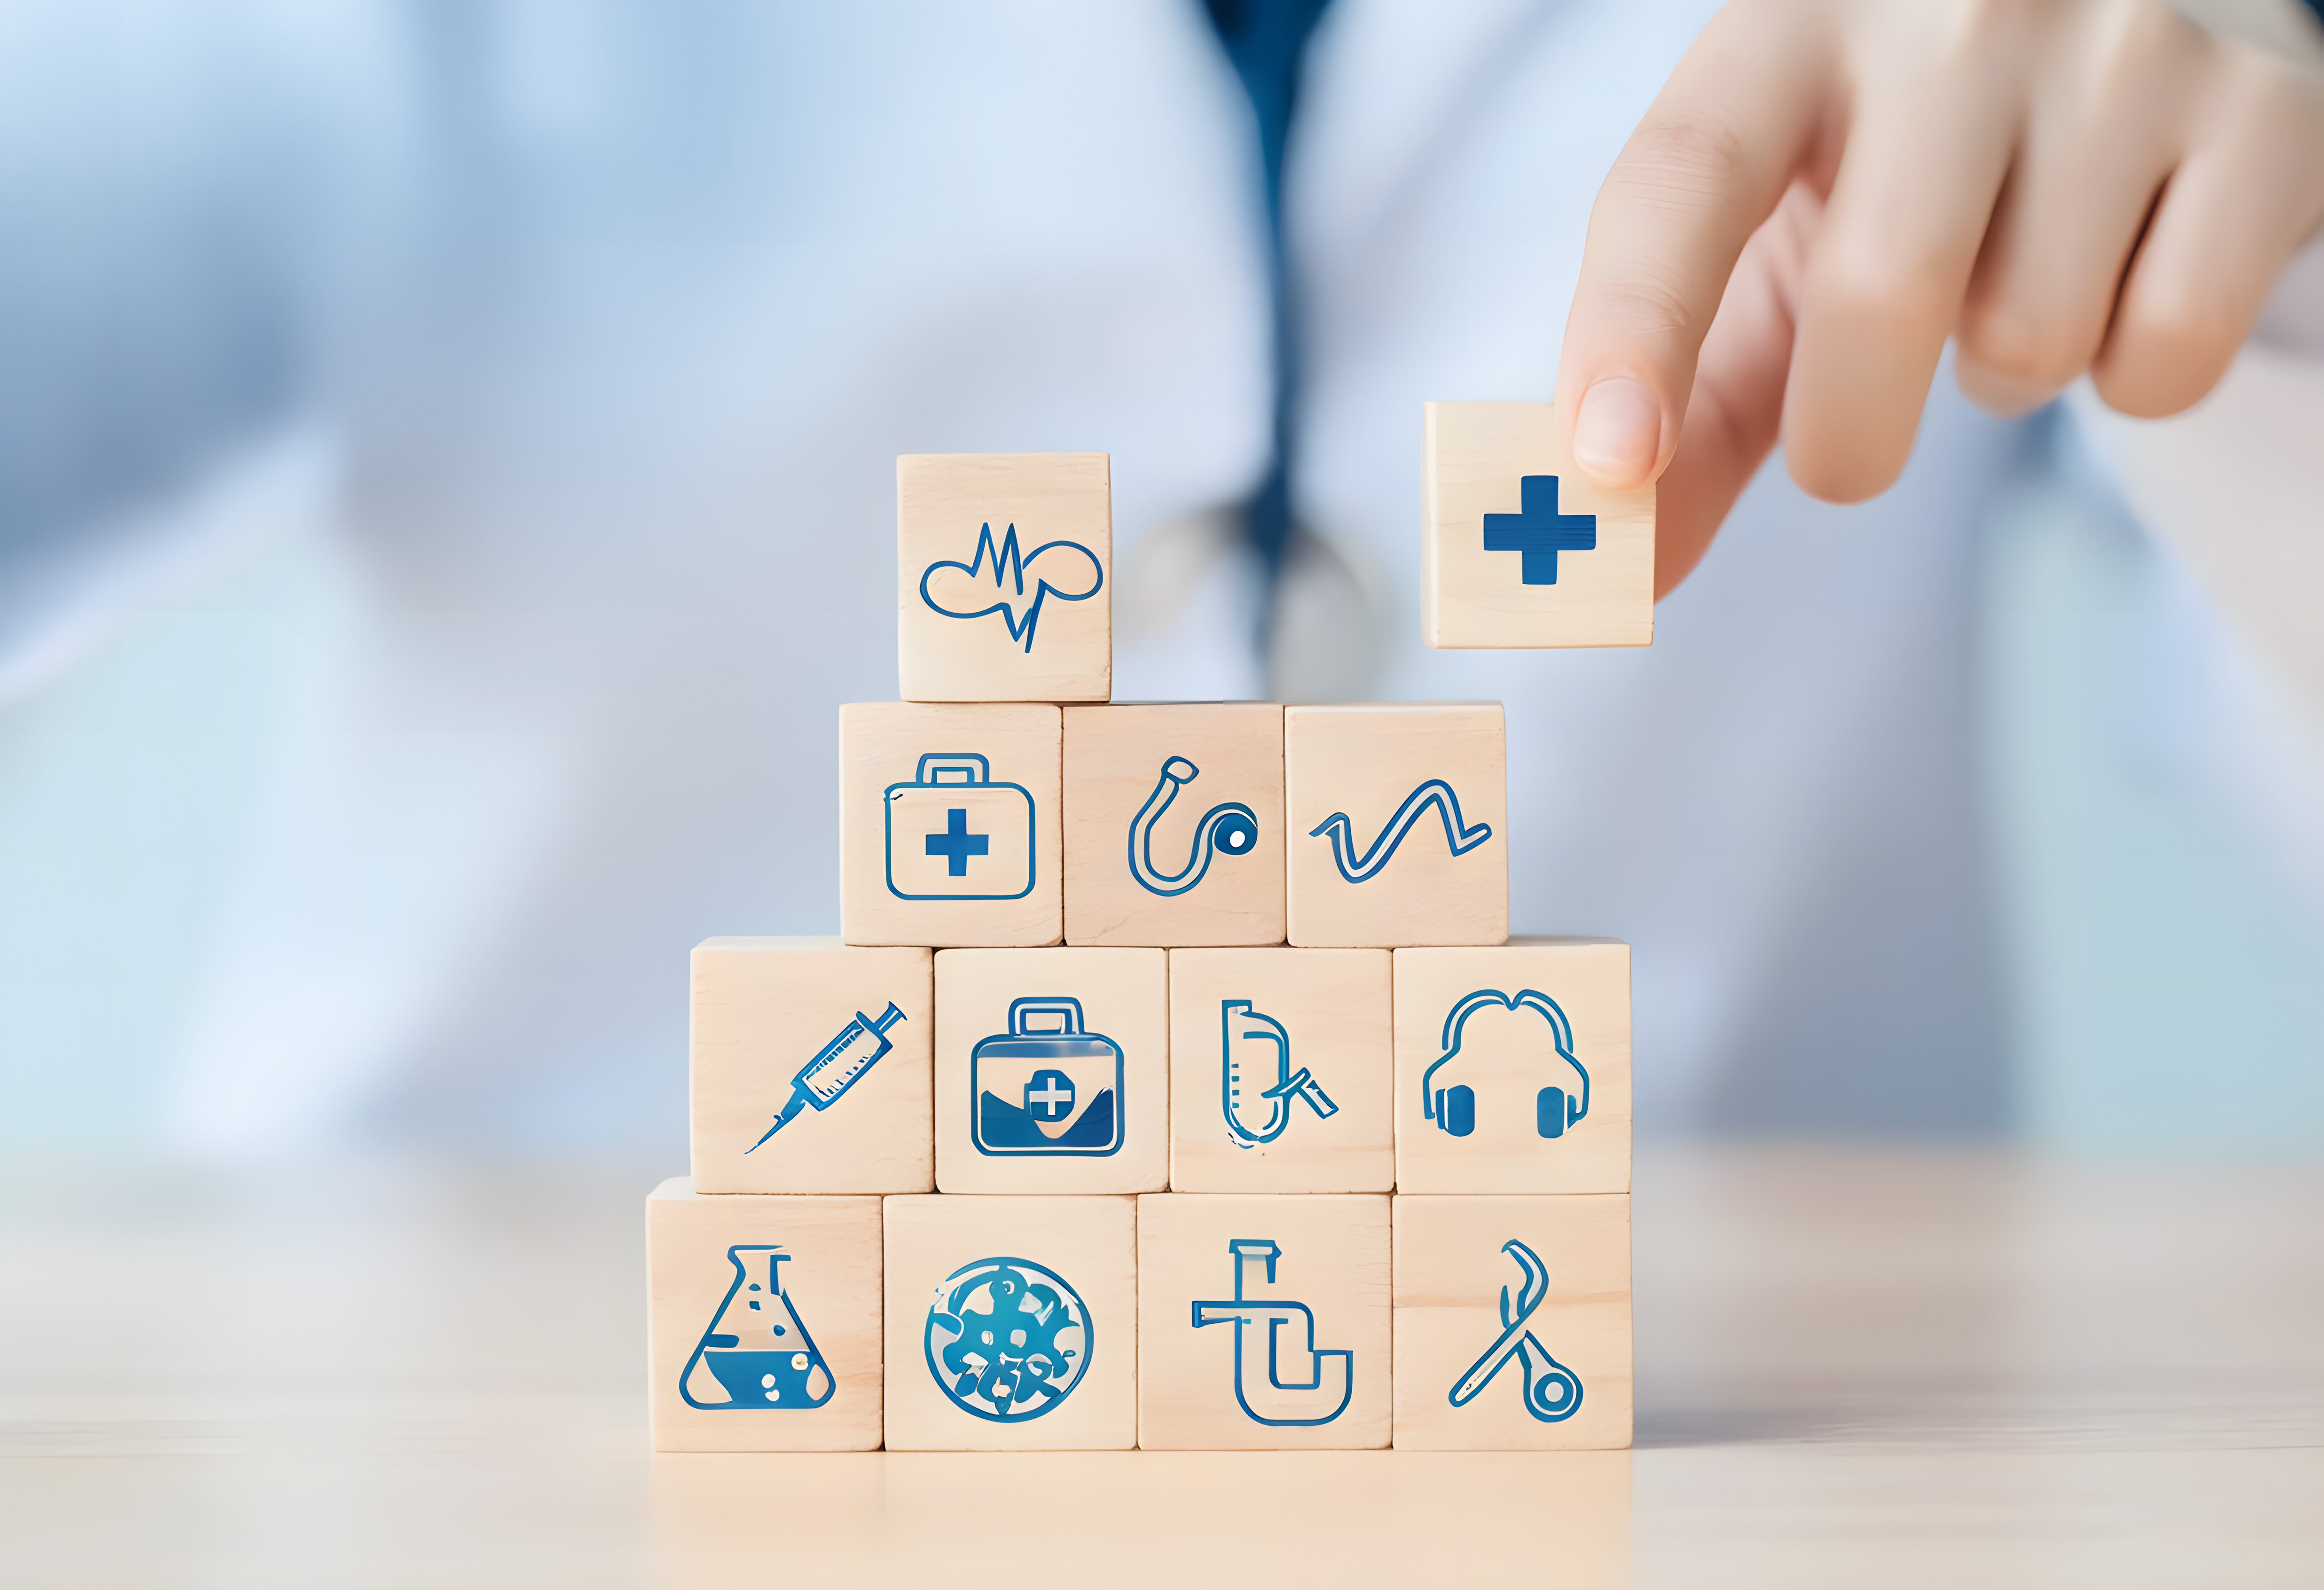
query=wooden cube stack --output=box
[650,419,1646,1452]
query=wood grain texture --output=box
[689,938,933,1195]
[1391,1193,1632,1451]
[882,1194,1138,1451]
[1423,401,1654,649]
[1284,703,1508,948]
[897,452,1111,703]
[1392,939,1632,1195]
[839,702,1061,948]
[1167,947,1393,1193]
[1062,702,1285,947]
[1136,1193,1391,1450]
[933,947,1168,1194]
[647,1180,882,1452]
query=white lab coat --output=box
[0,0,2316,1152]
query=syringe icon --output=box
[746,1001,909,1153]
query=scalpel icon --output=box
[1446,1239,1583,1423]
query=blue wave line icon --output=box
[1308,779,1492,884]
[919,523,1103,653]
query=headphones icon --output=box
[1421,988,1589,1140]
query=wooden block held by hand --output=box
[1424,401,1654,649]
[898,452,1112,703]
[1168,947,1392,1193]
[1063,703,1285,947]
[647,1179,883,1451]
[1391,1193,1632,1450]
[1284,703,1507,948]
[883,1193,1137,1450]
[1137,1193,1391,1449]
[934,947,1168,1194]
[689,937,933,1195]
[840,702,1061,947]
[1393,938,1631,1195]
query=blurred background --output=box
[1,0,2319,1165]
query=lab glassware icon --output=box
[925,1256,1092,1422]
[1308,779,1492,884]
[1219,999,1336,1149]
[883,753,1036,901]
[746,1000,907,1153]
[679,1245,835,1411]
[1127,755,1258,897]
[1190,1239,1353,1427]
[1448,1239,1582,1423]
[970,997,1124,1156]
[1421,989,1589,1141]
[918,522,1103,652]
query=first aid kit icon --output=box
[884,753,1036,901]
[971,997,1125,1157]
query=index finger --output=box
[1554,0,1834,487]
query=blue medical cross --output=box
[1025,1070,1075,1120]
[924,807,989,876]
[1482,474,1597,585]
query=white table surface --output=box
[4,1146,2319,1587]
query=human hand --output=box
[1554,0,2324,595]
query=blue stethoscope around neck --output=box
[1127,756,1259,897]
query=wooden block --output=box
[1136,1193,1391,1449]
[1283,703,1508,948]
[933,947,1168,1193]
[1167,947,1392,1192]
[1423,401,1655,649]
[897,452,1112,703]
[839,702,1061,947]
[882,1193,1137,1450]
[689,938,933,1195]
[1391,1193,1632,1450]
[1392,939,1631,1194]
[1062,703,1285,947]
[647,1179,883,1451]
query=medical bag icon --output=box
[679,1245,835,1411]
[883,752,1036,901]
[970,997,1125,1157]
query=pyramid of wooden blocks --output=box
[648,426,1646,1453]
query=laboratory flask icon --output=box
[679,1245,835,1411]
[1126,755,1259,897]
[1219,999,1337,1149]
[925,1256,1092,1422]
[1190,1239,1353,1426]
[969,997,1125,1157]
[1447,1239,1582,1423]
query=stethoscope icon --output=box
[1127,756,1259,897]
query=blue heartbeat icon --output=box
[1308,780,1492,884]
[1482,475,1596,585]
[920,523,1102,652]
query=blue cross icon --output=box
[1024,1068,1076,1121]
[924,807,989,876]
[1482,474,1597,585]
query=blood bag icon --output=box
[679,1245,835,1410]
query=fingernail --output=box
[1571,378,1662,485]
